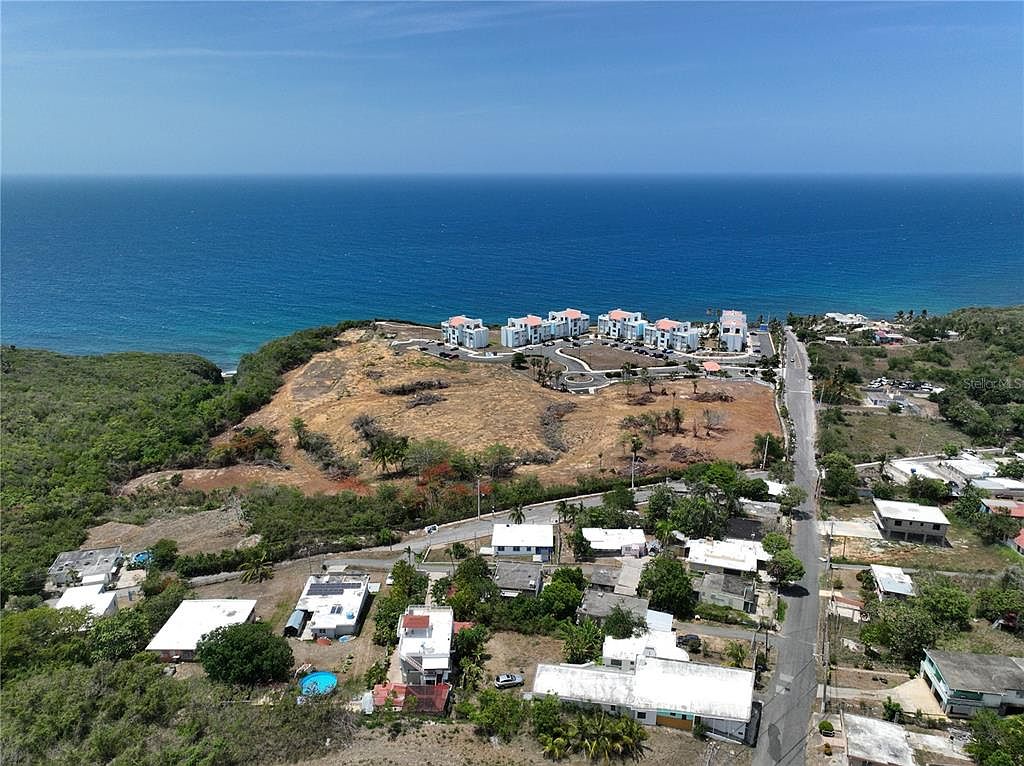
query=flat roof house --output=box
[578,590,649,624]
[870,565,916,600]
[492,561,543,597]
[974,476,1024,500]
[597,309,647,341]
[47,546,123,589]
[643,318,702,351]
[55,584,118,619]
[397,606,454,686]
[718,310,748,353]
[872,499,949,544]
[602,631,689,672]
[533,656,757,743]
[582,528,648,557]
[491,523,554,562]
[441,315,489,349]
[287,572,370,639]
[146,599,257,661]
[921,650,1024,717]
[683,538,771,577]
[588,566,621,592]
[697,572,758,614]
[842,713,915,766]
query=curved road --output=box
[754,328,821,766]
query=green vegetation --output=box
[637,554,697,619]
[817,407,965,464]
[967,711,1024,766]
[372,560,428,646]
[604,604,646,639]
[559,618,604,664]
[197,622,294,685]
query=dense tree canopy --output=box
[197,622,294,685]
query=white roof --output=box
[890,459,946,482]
[533,657,754,722]
[764,481,787,497]
[645,608,673,633]
[870,565,915,597]
[491,523,554,549]
[685,538,770,573]
[146,599,257,653]
[297,573,370,631]
[975,477,1024,491]
[844,714,915,766]
[603,631,689,664]
[941,458,995,479]
[872,498,949,525]
[397,605,453,663]
[582,528,647,550]
[55,584,117,617]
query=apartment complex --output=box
[718,310,748,352]
[597,309,647,340]
[643,318,702,351]
[441,315,489,349]
[500,308,590,347]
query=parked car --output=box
[676,634,702,651]
[494,673,525,689]
[424,524,439,535]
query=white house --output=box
[643,318,702,351]
[146,599,257,661]
[547,308,590,338]
[47,546,123,590]
[441,315,489,349]
[491,523,554,562]
[870,565,915,600]
[597,309,647,341]
[286,572,370,639]
[582,528,647,556]
[683,537,771,576]
[602,631,689,672]
[55,584,118,618]
[500,315,548,347]
[872,498,949,544]
[718,310,748,352]
[921,650,1024,717]
[397,606,454,685]
[937,456,996,486]
[533,656,757,742]
[974,476,1024,500]
[842,713,915,766]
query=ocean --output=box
[2,175,1021,369]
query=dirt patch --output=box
[832,667,909,691]
[833,523,1016,573]
[85,508,250,555]
[564,345,669,369]
[126,327,780,493]
[482,631,564,689]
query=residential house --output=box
[829,595,866,623]
[492,561,543,597]
[683,538,771,577]
[582,528,648,557]
[146,599,257,661]
[597,309,647,341]
[533,656,758,743]
[842,713,916,766]
[872,499,949,544]
[588,567,621,592]
[602,631,689,672]
[920,650,1024,717]
[578,590,649,625]
[55,584,118,618]
[870,565,915,600]
[973,477,1024,500]
[718,310,748,352]
[697,572,758,614]
[441,315,489,349]
[874,330,905,345]
[823,336,850,346]
[286,572,370,639]
[937,456,996,486]
[500,314,549,347]
[1007,529,1024,557]
[490,523,554,562]
[370,682,452,715]
[980,499,1024,519]
[47,546,123,590]
[643,318,702,351]
[397,606,454,686]
[547,308,590,338]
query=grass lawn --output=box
[938,621,1024,656]
[821,501,876,521]
[823,410,966,463]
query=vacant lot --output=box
[127,326,780,493]
[483,631,564,690]
[823,410,965,462]
[563,344,670,369]
[86,507,252,555]
[938,620,1024,656]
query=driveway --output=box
[818,519,882,540]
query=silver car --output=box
[493,673,525,689]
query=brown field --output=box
[126,325,780,494]
[482,631,564,690]
[563,345,669,369]
[85,507,254,555]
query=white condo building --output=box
[548,308,590,338]
[597,309,647,341]
[718,310,748,352]
[643,318,702,351]
[500,308,590,348]
[441,315,489,349]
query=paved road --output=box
[754,329,821,766]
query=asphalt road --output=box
[753,329,821,766]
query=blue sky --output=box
[2,2,1021,174]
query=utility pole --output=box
[761,434,771,470]
[476,476,482,518]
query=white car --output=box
[424,524,439,535]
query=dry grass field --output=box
[126,325,781,495]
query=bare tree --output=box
[702,409,726,437]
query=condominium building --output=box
[548,308,591,338]
[597,309,647,340]
[719,310,748,352]
[500,309,590,348]
[643,318,702,351]
[441,315,489,349]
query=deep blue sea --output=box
[2,175,1022,369]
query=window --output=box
[513,546,520,552]
[636,712,646,720]
[609,659,621,667]
[932,523,940,530]
[894,519,902,526]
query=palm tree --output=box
[538,732,570,761]
[508,504,526,524]
[669,407,684,434]
[655,518,675,548]
[240,554,274,584]
[638,366,653,394]
[725,640,749,668]
[403,545,414,566]
[554,499,568,524]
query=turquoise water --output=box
[299,671,338,696]
[2,175,1021,368]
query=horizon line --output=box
[4,171,1022,180]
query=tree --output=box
[766,549,805,587]
[950,484,988,521]
[150,539,179,570]
[882,696,903,723]
[540,580,583,621]
[752,433,785,468]
[470,689,528,742]
[637,555,697,619]
[760,532,790,556]
[778,484,808,515]
[725,640,749,668]
[669,406,684,434]
[638,366,653,394]
[559,619,604,664]
[669,495,727,540]
[478,443,516,479]
[821,452,858,502]
[569,526,593,561]
[654,518,676,548]
[508,504,526,524]
[860,601,940,662]
[917,577,972,631]
[550,567,586,591]
[197,622,293,685]
[646,485,673,527]
[240,553,274,584]
[967,710,1024,766]
[604,605,645,640]
[603,485,636,513]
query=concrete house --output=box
[602,631,689,672]
[578,591,648,625]
[286,572,370,639]
[491,523,554,562]
[492,561,543,597]
[582,528,648,557]
[588,567,621,592]
[872,499,949,544]
[697,572,758,614]
[533,656,758,743]
[597,309,647,341]
[547,308,590,338]
[973,476,1024,500]
[980,498,1024,519]
[55,584,119,618]
[683,538,771,577]
[921,650,1024,717]
[870,565,916,600]
[718,310,748,352]
[47,546,123,590]
[441,315,489,349]
[397,606,454,686]
[643,318,702,351]
[842,713,916,766]
[146,599,257,661]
